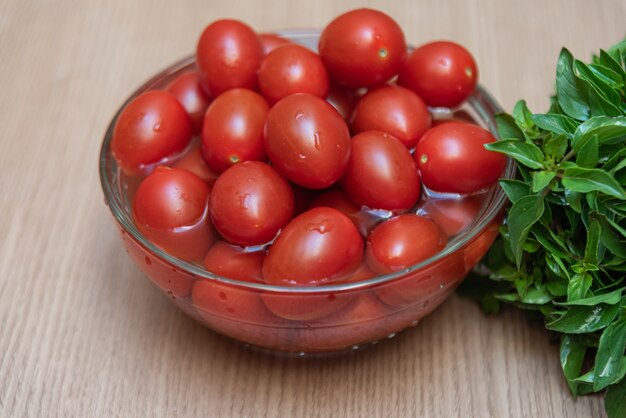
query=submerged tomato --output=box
[258,33,292,55]
[112,91,192,171]
[417,195,483,237]
[351,85,431,149]
[399,41,478,108]
[196,19,263,96]
[201,88,269,173]
[172,142,219,186]
[342,131,421,211]
[264,94,351,189]
[209,161,294,247]
[319,9,406,88]
[416,122,506,194]
[203,241,265,282]
[165,71,211,132]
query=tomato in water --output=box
[132,167,214,262]
[351,85,431,149]
[258,44,329,105]
[203,241,265,282]
[398,41,478,108]
[263,207,363,286]
[264,94,351,189]
[416,122,506,194]
[196,19,263,96]
[365,214,447,274]
[209,161,294,247]
[201,88,269,173]
[326,83,358,121]
[172,142,219,186]
[431,109,475,126]
[417,195,483,237]
[309,190,377,237]
[258,33,292,55]
[319,9,406,88]
[342,131,420,212]
[261,290,354,322]
[165,71,211,133]
[111,91,192,172]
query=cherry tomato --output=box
[201,89,269,173]
[165,71,211,132]
[203,241,265,282]
[192,279,268,322]
[342,131,420,211]
[132,167,214,261]
[351,85,431,149]
[263,207,363,286]
[172,142,219,186]
[326,83,357,121]
[432,109,475,126]
[416,122,506,194]
[111,91,192,171]
[196,19,263,96]
[463,220,500,270]
[258,33,292,55]
[366,214,447,274]
[319,9,406,88]
[264,94,351,189]
[209,161,294,246]
[261,291,354,321]
[309,190,377,236]
[398,41,478,108]
[258,44,329,105]
[291,183,318,216]
[417,195,483,237]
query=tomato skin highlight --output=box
[201,88,269,173]
[398,41,478,108]
[416,122,506,194]
[196,19,263,96]
[264,93,351,189]
[342,131,421,212]
[258,44,329,105]
[209,161,294,247]
[165,71,211,133]
[112,91,192,172]
[319,9,406,88]
[351,85,431,149]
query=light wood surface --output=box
[1,0,624,416]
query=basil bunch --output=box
[462,40,626,417]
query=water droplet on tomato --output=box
[295,110,305,121]
[144,256,152,265]
[313,131,321,150]
[153,121,162,132]
[306,219,334,234]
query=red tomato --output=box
[258,44,329,105]
[263,207,363,286]
[172,142,219,186]
[342,131,420,211]
[196,20,263,96]
[264,94,351,189]
[309,190,377,236]
[398,41,478,108]
[326,83,357,121]
[201,89,269,173]
[132,167,214,261]
[417,195,483,237]
[432,110,475,126]
[209,161,294,246]
[111,91,192,171]
[319,9,406,88]
[261,291,353,321]
[291,183,318,216]
[258,33,292,55]
[366,214,447,274]
[351,85,431,149]
[203,241,265,282]
[463,220,500,270]
[416,122,506,194]
[165,71,211,132]
[192,279,268,322]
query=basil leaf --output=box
[485,139,545,169]
[588,64,623,90]
[567,273,592,302]
[499,179,530,203]
[495,113,527,141]
[576,134,599,168]
[546,304,620,333]
[543,134,569,160]
[598,50,626,85]
[562,166,626,199]
[560,335,587,395]
[508,195,545,268]
[512,100,535,133]
[555,287,624,306]
[532,170,557,192]
[593,317,626,391]
[575,60,623,112]
[556,48,590,120]
[605,377,626,418]
[607,39,626,65]
[532,113,577,136]
[572,116,626,152]
[603,148,626,172]
[584,216,602,264]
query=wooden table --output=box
[1,0,623,416]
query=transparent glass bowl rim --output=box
[99,28,515,294]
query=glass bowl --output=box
[99,29,514,354]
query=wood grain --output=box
[0,0,623,416]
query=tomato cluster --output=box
[110,9,506,351]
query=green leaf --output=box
[555,287,624,306]
[565,189,583,213]
[572,116,626,152]
[575,60,623,113]
[607,39,626,66]
[543,134,569,160]
[512,100,535,133]
[587,64,623,90]
[522,286,554,304]
[532,113,577,136]
[592,212,626,258]
[495,113,527,141]
[508,195,546,268]
[568,273,592,302]
[546,303,620,333]
[531,170,557,192]
[598,50,626,84]
[562,165,626,199]
[499,179,530,203]
[556,48,590,120]
[584,216,602,264]
[593,317,626,391]
[532,226,569,258]
[605,376,626,418]
[576,134,599,168]
[560,335,587,395]
[485,139,545,169]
